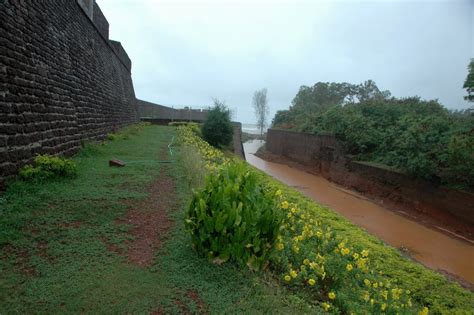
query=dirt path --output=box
[115,148,176,267]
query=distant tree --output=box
[201,99,233,148]
[356,80,391,103]
[463,59,474,102]
[252,88,269,137]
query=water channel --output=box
[243,140,474,285]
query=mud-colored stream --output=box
[244,140,474,285]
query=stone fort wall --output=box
[0,0,139,185]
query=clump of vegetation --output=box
[185,162,282,270]
[178,124,474,314]
[19,154,77,181]
[201,99,233,148]
[272,79,474,189]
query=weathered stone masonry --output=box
[0,0,138,184]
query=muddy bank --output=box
[244,140,474,287]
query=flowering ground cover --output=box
[178,124,474,314]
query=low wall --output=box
[137,99,208,122]
[0,1,138,186]
[232,122,245,160]
[266,129,474,225]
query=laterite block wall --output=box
[0,0,139,185]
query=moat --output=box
[244,139,474,286]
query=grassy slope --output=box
[256,171,474,314]
[0,126,318,314]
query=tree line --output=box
[272,60,474,190]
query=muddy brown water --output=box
[244,140,474,285]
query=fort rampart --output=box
[0,0,139,184]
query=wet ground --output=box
[244,140,474,286]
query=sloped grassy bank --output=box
[177,125,474,314]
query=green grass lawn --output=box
[0,125,318,314]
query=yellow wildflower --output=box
[322,302,331,312]
[363,291,370,302]
[281,201,289,209]
[275,189,282,197]
[328,292,336,300]
[373,282,378,289]
[353,253,360,260]
[341,247,350,255]
[381,303,387,311]
[364,279,371,287]
[418,307,429,315]
[303,259,310,265]
[284,275,291,282]
[308,278,316,286]
[361,249,369,257]
[290,270,298,278]
[346,264,353,271]
[276,243,284,251]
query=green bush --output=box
[201,100,233,148]
[19,154,77,181]
[185,162,282,270]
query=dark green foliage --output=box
[19,154,77,181]
[185,162,282,270]
[273,81,474,189]
[464,59,474,102]
[201,100,233,148]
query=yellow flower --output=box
[418,307,429,315]
[308,278,316,286]
[328,292,336,300]
[322,302,331,312]
[275,189,282,197]
[291,207,297,213]
[381,303,387,311]
[341,247,350,255]
[353,253,360,260]
[361,249,369,257]
[290,270,298,278]
[276,243,284,251]
[346,264,353,271]
[373,282,378,289]
[363,291,370,302]
[303,259,310,265]
[364,279,371,287]
[281,201,289,209]
[284,275,291,282]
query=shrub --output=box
[201,100,233,148]
[19,154,77,181]
[185,162,282,270]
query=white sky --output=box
[99,0,473,124]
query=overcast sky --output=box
[99,0,473,124]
